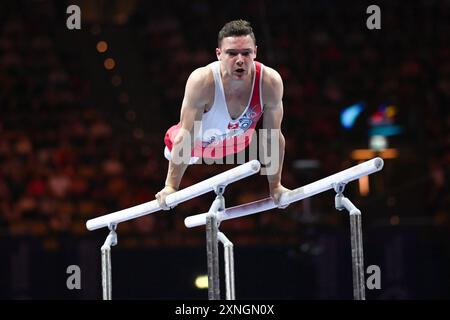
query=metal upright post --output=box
[334,183,366,300]
[349,207,365,300]
[101,224,117,300]
[218,232,235,300]
[206,185,225,300]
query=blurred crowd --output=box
[0,0,448,247]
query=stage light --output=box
[195,275,208,289]
[340,103,365,129]
[104,58,115,70]
[96,41,108,53]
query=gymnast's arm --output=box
[155,67,210,209]
[262,67,290,206]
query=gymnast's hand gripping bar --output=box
[86,160,261,231]
[184,157,384,228]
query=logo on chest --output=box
[226,104,261,131]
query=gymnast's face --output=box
[216,35,257,80]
